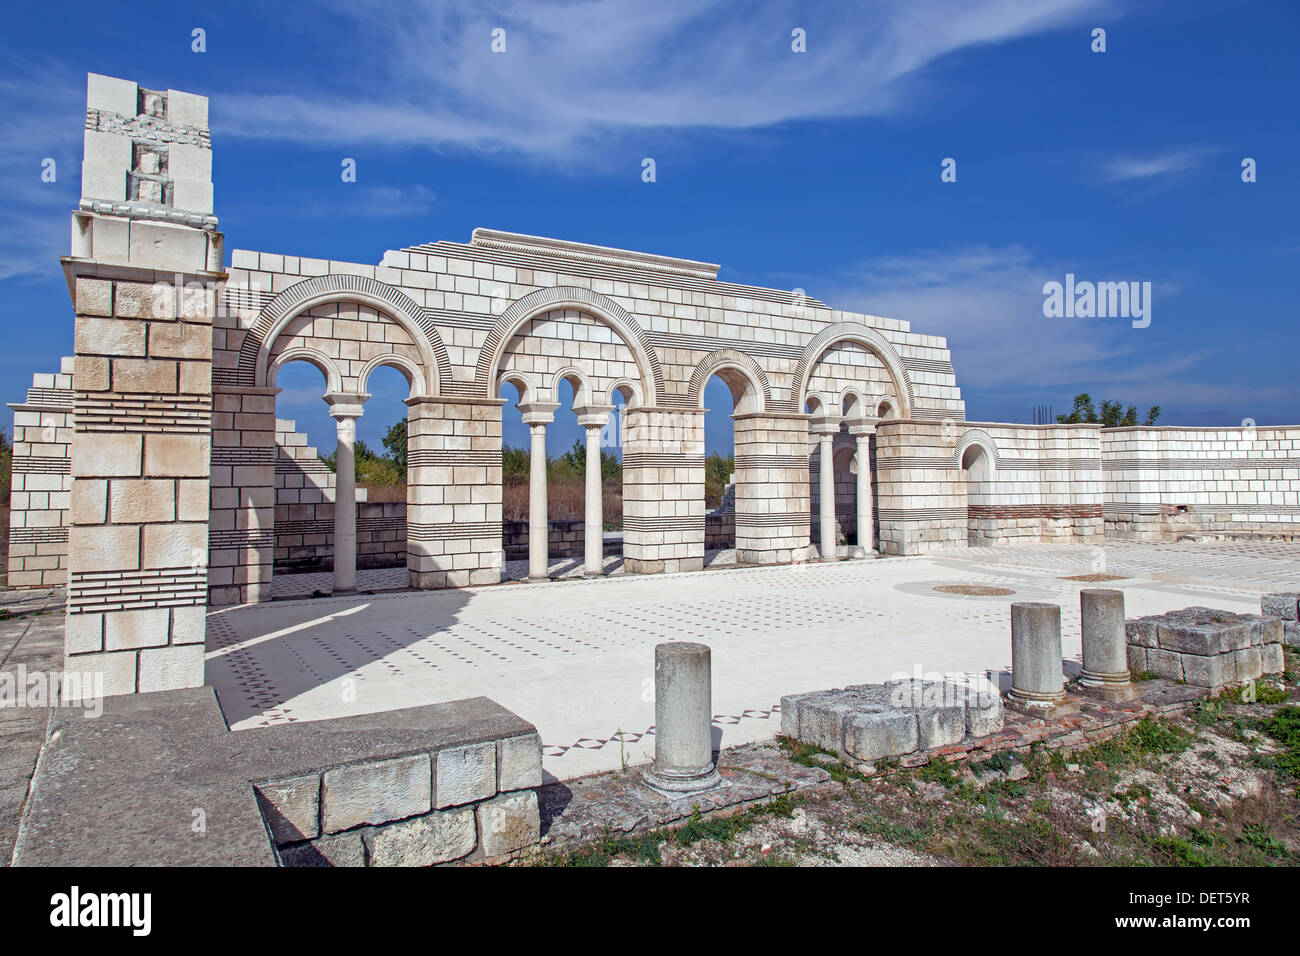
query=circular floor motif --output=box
[932,584,1015,596]
[1059,573,1128,582]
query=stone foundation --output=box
[1125,606,1285,692]
[780,678,1003,770]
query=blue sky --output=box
[2,0,1297,459]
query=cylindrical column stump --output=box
[1079,588,1135,695]
[643,642,722,793]
[1008,602,1066,709]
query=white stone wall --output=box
[6,359,75,588]
[1103,426,1300,541]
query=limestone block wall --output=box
[6,360,75,588]
[960,424,1103,547]
[874,421,967,555]
[406,397,503,588]
[502,518,586,561]
[809,432,861,546]
[1102,426,1300,541]
[64,272,215,696]
[734,413,812,564]
[209,387,277,606]
[705,509,735,550]
[622,408,705,573]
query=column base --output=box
[642,766,724,795]
[1078,671,1140,701]
[1005,688,1079,717]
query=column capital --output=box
[809,415,840,437]
[574,403,616,429]
[324,392,369,419]
[518,401,560,426]
[849,422,877,438]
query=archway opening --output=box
[352,363,411,578]
[702,373,744,564]
[962,443,993,546]
[270,359,335,585]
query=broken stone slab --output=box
[782,677,1003,764]
[1261,592,1300,621]
[1125,606,1285,692]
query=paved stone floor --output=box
[210,541,1299,781]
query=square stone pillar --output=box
[623,407,705,574]
[208,385,277,606]
[62,73,222,698]
[406,396,504,588]
[733,412,813,565]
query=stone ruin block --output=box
[780,677,1003,766]
[1125,606,1284,692]
[1261,592,1300,647]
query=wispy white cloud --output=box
[817,244,1286,417]
[1100,146,1217,182]
[216,0,1117,165]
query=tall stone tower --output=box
[62,74,223,698]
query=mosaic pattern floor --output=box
[210,541,1293,780]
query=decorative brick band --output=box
[75,392,212,433]
[735,454,807,469]
[877,456,958,470]
[622,515,706,532]
[1105,502,1300,517]
[215,446,276,465]
[878,507,967,521]
[622,453,705,470]
[69,567,208,613]
[408,521,502,541]
[85,107,211,149]
[276,518,407,535]
[11,457,70,475]
[26,387,75,406]
[1104,457,1300,471]
[9,527,70,544]
[209,529,278,550]
[969,505,1102,520]
[734,512,812,528]
[997,458,1102,471]
[408,449,501,468]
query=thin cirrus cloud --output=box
[216,0,1119,164]
[1100,146,1218,182]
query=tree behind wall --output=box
[1056,393,1161,427]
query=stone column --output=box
[63,74,221,699]
[575,405,614,578]
[643,642,722,793]
[519,403,559,582]
[811,418,838,560]
[1079,588,1135,697]
[1007,602,1068,710]
[326,394,366,594]
[850,422,876,555]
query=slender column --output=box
[643,642,722,793]
[575,405,614,577]
[326,394,367,594]
[811,418,838,560]
[851,423,876,554]
[519,403,559,582]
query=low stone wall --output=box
[705,509,734,550]
[1125,607,1285,691]
[503,518,619,560]
[781,678,1003,770]
[1262,592,1300,647]
[261,731,542,866]
[1102,426,1300,542]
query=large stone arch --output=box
[238,274,450,395]
[477,286,663,403]
[687,349,771,414]
[955,428,1000,473]
[792,322,914,418]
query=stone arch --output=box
[792,322,914,418]
[241,274,450,395]
[358,353,424,398]
[550,366,593,407]
[606,377,644,408]
[497,371,537,406]
[267,346,343,394]
[478,286,662,403]
[839,387,868,422]
[687,349,770,414]
[955,428,1000,474]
